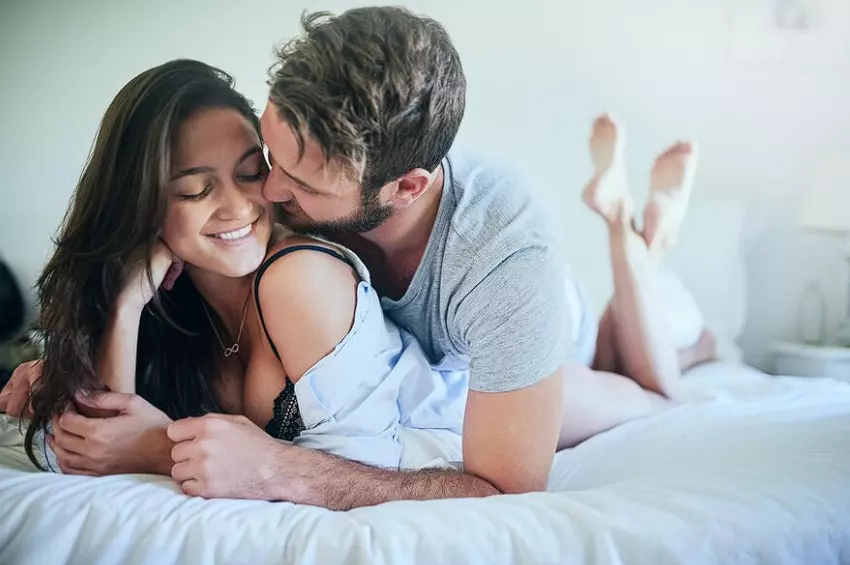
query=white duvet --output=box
[1,362,849,565]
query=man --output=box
[2,7,713,509]
[160,7,713,508]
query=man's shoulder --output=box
[446,147,537,219]
[442,146,564,275]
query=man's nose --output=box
[262,167,294,203]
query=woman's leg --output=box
[558,360,667,449]
[557,117,712,448]
[592,250,717,379]
[592,304,621,374]
[604,216,682,397]
[583,115,698,398]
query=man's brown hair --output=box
[268,7,466,193]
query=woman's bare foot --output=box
[642,141,698,261]
[582,115,633,225]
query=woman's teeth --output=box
[214,224,252,240]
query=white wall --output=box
[2,0,849,369]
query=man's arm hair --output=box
[279,446,500,509]
[275,366,565,509]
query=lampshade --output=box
[800,152,850,233]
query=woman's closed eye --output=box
[178,182,213,201]
[236,167,268,183]
[236,153,269,183]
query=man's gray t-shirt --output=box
[380,147,574,393]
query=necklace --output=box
[202,291,251,358]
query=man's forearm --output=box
[277,448,500,510]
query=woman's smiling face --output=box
[161,107,274,278]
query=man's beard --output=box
[279,192,393,235]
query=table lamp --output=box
[799,152,850,346]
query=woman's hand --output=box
[117,240,184,314]
[0,359,43,418]
[48,391,174,476]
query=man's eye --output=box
[294,183,317,195]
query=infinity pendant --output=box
[224,343,240,357]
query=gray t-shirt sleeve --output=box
[455,247,573,393]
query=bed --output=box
[2,361,849,564]
[2,198,849,564]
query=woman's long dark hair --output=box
[25,59,261,468]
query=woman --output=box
[17,59,465,474]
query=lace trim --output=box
[264,380,305,441]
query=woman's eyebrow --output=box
[235,146,262,167]
[170,165,214,180]
[170,146,262,180]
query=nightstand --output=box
[769,342,850,383]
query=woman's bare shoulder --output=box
[254,226,359,381]
[266,224,343,262]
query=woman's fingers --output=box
[0,381,13,413]
[161,256,184,291]
[151,239,182,290]
[2,360,43,418]
[5,384,32,419]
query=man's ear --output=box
[385,168,435,208]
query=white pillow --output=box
[655,269,705,350]
[664,197,751,362]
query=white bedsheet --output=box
[1,362,849,565]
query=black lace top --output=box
[263,379,304,441]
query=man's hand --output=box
[0,359,43,418]
[168,413,501,508]
[165,372,565,507]
[48,391,173,476]
[168,413,295,500]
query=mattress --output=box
[1,361,849,565]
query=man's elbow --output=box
[470,472,547,496]
[497,478,547,495]
[463,454,551,496]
